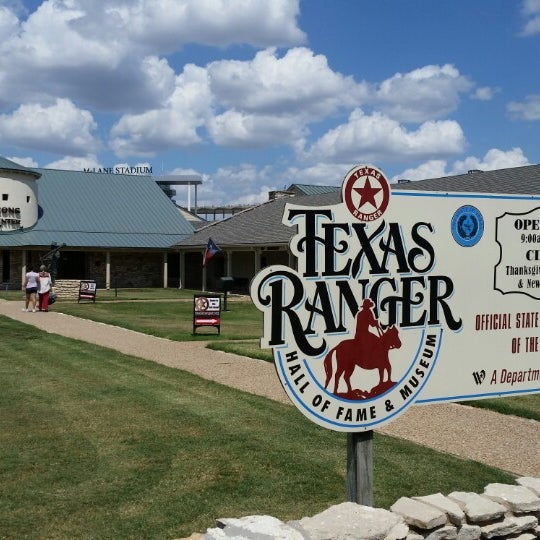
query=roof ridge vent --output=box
[467,169,483,174]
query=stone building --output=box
[0,156,194,290]
[175,164,540,292]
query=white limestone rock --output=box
[516,477,540,497]
[455,524,481,540]
[204,515,304,540]
[385,522,410,540]
[291,502,404,540]
[390,497,447,530]
[447,492,506,523]
[511,515,539,534]
[480,517,520,539]
[484,483,540,513]
[423,525,457,540]
[508,534,536,540]
[413,493,465,525]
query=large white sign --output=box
[251,165,540,431]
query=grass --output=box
[462,395,540,422]
[0,315,516,539]
[10,287,539,420]
[54,291,263,341]
[207,339,273,361]
[1,286,198,302]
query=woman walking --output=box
[38,265,52,312]
[23,265,40,312]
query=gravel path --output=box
[2,299,538,477]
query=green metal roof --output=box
[0,163,194,249]
[0,156,41,178]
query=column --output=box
[106,251,111,290]
[226,250,233,277]
[21,250,27,290]
[163,252,168,288]
[254,248,261,275]
[179,252,185,289]
[288,249,296,270]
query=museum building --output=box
[176,163,540,292]
[0,156,195,290]
[3,155,540,295]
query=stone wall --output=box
[53,279,85,299]
[88,251,164,289]
[180,477,540,540]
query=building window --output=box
[27,196,30,203]
[2,194,7,201]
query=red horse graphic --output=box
[323,323,402,399]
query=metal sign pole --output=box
[346,430,373,506]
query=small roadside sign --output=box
[78,280,96,303]
[193,294,221,334]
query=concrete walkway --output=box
[1,299,538,477]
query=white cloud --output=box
[111,47,366,155]
[283,163,348,187]
[507,94,540,120]
[6,155,38,169]
[109,64,212,157]
[122,0,306,50]
[391,160,449,182]
[471,86,497,101]
[304,109,466,164]
[0,5,19,41]
[372,64,473,123]
[208,47,366,117]
[195,163,276,206]
[450,147,530,173]
[208,110,306,148]
[520,0,540,35]
[393,148,530,183]
[0,99,100,155]
[0,0,304,113]
[45,155,102,171]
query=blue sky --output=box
[0,0,539,208]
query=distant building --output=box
[0,156,194,289]
[175,164,540,292]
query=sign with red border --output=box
[251,164,540,432]
[193,294,221,334]
[78,280,96,303]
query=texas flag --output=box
[203,237,220,267]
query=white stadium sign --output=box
[250,165,540,432]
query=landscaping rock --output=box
[390,498,447,530]
[447,492,506,522]
[290,502,405,540]
[483,483,540,513]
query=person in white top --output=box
[23,265,40,312]
[38,265,52,312]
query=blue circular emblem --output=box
[451,205,484,247]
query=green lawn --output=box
[54,292,263,341]
[52,290,540,422]
[0,315,516,539]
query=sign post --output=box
[347,431,373,505]
[250,164,540,506]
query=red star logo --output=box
[353,178,381,210]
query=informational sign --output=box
[78,280,96,303]
[193,294,221,334]
[250,164,540,432]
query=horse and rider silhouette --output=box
[324,298,401,399]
